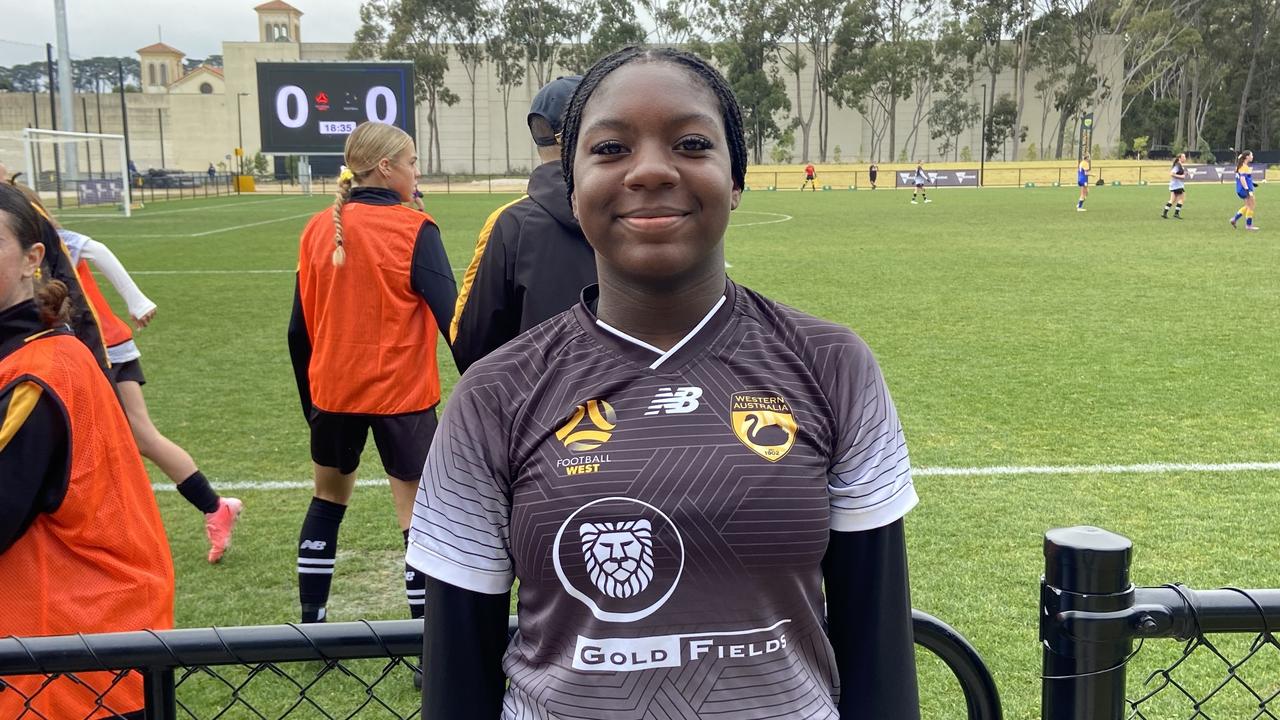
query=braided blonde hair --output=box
[331,122,414,266]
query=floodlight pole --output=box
[236,92,250,195]
[979,83,987,188]
[117,60,133,185]
[45,43,63,209]
[54,0,78,181]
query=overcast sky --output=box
[0,1,362,67]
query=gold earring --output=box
[33,267,42,280]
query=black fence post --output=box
[1041,526,1134,720]
[142,667,175,720]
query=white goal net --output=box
[0,128,134,218]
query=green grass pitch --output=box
[60,183,1280,718]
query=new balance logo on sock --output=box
[300,539,328,551]
[405,569,417,582]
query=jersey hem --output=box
[406,541,513,595]
[830,484,919,532]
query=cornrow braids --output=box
[559,46,748,203]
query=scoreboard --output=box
[255,62,415,154]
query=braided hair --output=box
[559,47,748,202]
[331,122,413,267]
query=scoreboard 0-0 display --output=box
[256,62,415,154]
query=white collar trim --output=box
[595,294,728,370]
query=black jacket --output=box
[450,162,596,374]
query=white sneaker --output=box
[924,199,932,203]
[911,200,918,204]
[1077,207,1087,212]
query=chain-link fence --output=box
[1,611,1000,720]
[1041,527,1280,720]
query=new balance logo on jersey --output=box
[299,539,328,551]
[645,387,702,415]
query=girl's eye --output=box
[590,140,626,155]
[677,136,713,152]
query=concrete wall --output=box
[0,36,1123,178]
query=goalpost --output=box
[6,128,134,218]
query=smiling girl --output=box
[410,48,920,720]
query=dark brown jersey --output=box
[408,280,917,719]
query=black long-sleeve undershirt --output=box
[421,519,919,719]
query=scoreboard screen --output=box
[256,62,415,154]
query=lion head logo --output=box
[579,519,654,599]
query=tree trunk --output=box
[1188,68,1199,150]
[470,79,477,175]
[502,92,511,174]
[1174,70,1186,148]
[888,96,897,161]
[1235,16,1267,150]
[1011,16,1032,161]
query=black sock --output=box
[403,529,426,619]
[1175,203,1182,215]
[299,497,346,623]
[177,471,221,514]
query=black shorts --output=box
[309,407,438,479]
[1171,188,1185,196]
[109,358,147,386]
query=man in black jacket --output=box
[450,76,595,373]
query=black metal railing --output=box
[1,611,1000,719]
[1041,526,1280,720]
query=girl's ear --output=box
[730,187,741,210]
[571,192,580,222]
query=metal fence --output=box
[0,610,1000,720]
[1041,526,1280,720]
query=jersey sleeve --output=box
[80,239,157,320]
[407,373,515,594]
[825,339,917,532]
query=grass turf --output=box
[62,183,1280,719]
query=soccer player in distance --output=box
[1076,153,1090,211]
[289,121,457,625]
[1230,150,1259,231]
[14,185,243,563]
[911,161,930,204]
[801,161,817,191]
[0,184,174,720]
[411,47,920,720]
[1163,153,1188,219]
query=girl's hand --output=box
[133,308,156,329]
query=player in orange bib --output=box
[15,184,243,564]
[0,184,174,720]
[289,121,457,626]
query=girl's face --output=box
[1178,153,1187,163]
[377,144,418,202]
[0,213,43,313]
[571,62,740,286]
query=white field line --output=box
[91,212,317,240]
[154,460,1280,492]
[80,196,319,219]
[728,211,793,228]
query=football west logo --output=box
[555,399,616,452]
[731,391,797,462]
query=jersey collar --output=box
[574,280,738,372]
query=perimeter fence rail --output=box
[742,164,1261,191]
[1041,526,1280,720]
[0,611,1001,720]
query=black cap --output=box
[527,75,583,147]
